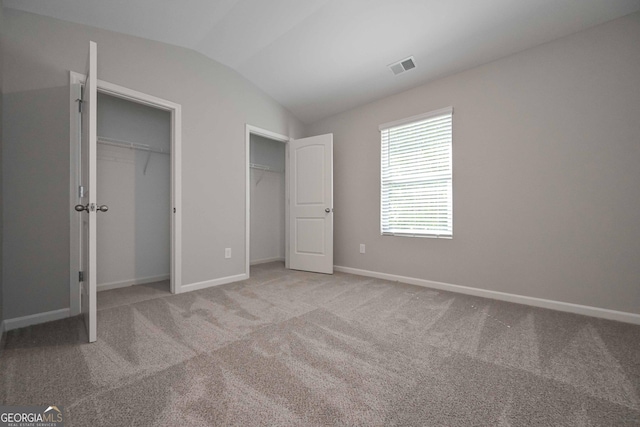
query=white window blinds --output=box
[380,107,453,238]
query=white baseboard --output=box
[179,273,249,294]
[98,274,170,292]
[250,257,285,266]
[3,308,71,331]
[334,266,640,325]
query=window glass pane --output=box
[380,109,452,238]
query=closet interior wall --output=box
[96,93,171,290]
[250,135,285,265]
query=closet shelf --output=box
[98,136,170,175]
[250,163,283,173]
[97,136,170,155]
[250,163,283,186]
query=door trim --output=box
[69,71,183,316]
[245,125,290,278]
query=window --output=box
[380,107,453,238]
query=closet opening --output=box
[69,71,183,319]
[95,93,172,295]
[245,125,290,276]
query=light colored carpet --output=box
[1,262,639,426]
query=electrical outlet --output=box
[360,244,365,254]
[225,248,231,259]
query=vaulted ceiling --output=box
[5,0,640,123]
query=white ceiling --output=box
[5,0,640,124]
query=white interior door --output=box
[288,134,333,274]
[78,41,98,342]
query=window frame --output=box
[379,106,453,239]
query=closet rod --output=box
[250,163,282,172]
[97,136,170,155]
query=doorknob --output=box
[74,204,108,212]
[325,208,331,213]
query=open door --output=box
[288,134,334,274]
[76,41,98,342]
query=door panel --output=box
[294,145,325,204]
[80,41,98,343]
[295,218,325,254]
[289,134,333,274]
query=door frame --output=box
[69,71,183,315]
[245,125,290,277]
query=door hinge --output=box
[77,86,84,113]
[79,271,85,282]
[173,207,176,213]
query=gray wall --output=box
[308,12,640,315]
[2,10,305,320]
[0,0,5,330]
[96,93,171,288]
[250,135,285,263]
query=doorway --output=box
[95,93,171,293]
[250,134,287,266]
[245,126,335,277]
[69,71,183,319]
[245,125,290,275]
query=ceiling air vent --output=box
[388,56,416,75]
